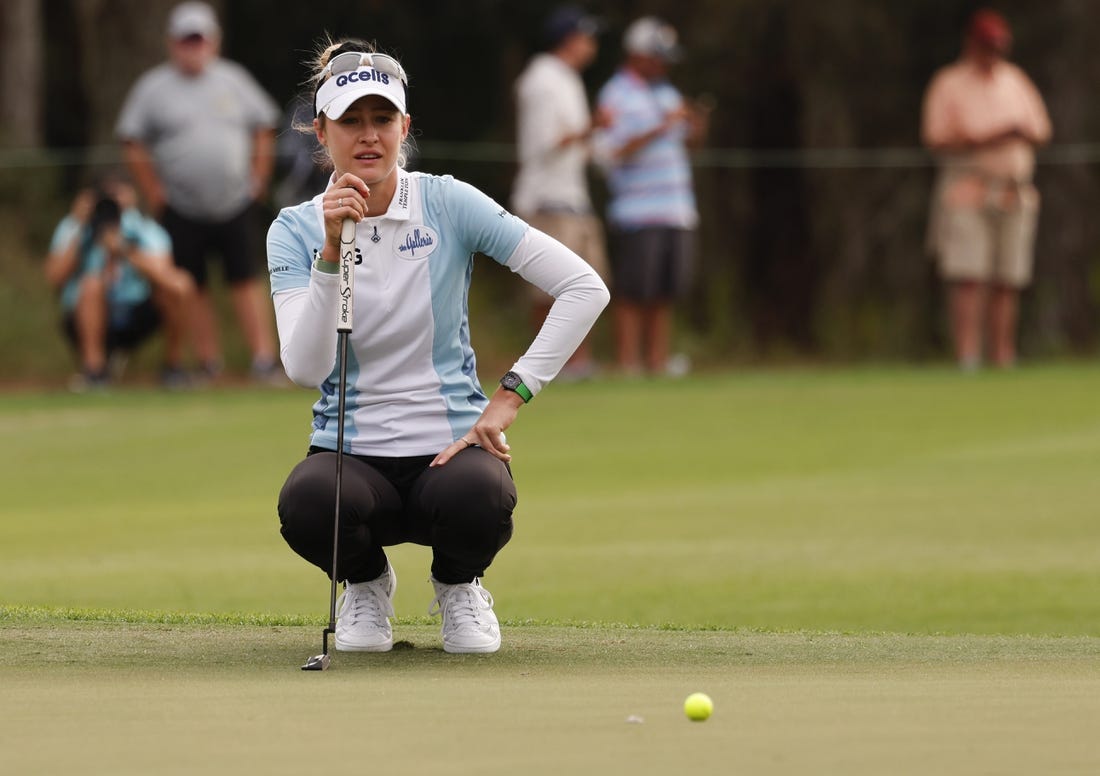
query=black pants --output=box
[278,446,517,585]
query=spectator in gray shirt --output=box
[116,1,281,382]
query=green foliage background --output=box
[4,0,1100,382]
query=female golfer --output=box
[268,39,609,654]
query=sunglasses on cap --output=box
[320,51,408,86]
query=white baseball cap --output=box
[623,16,682,62]
[168,1,220,40]
[315,52,408,118]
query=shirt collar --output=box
[321,168,412,222]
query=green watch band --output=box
[500,371,533,403]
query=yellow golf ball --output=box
[683,692,713,721]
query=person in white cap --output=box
[116,1,282,384]
[269,38,609,654]
[594,17,707,377]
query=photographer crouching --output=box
[44,174,195,390]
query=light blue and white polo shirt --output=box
[269,169,565,457]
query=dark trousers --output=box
[278,447,517,585]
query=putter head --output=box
[301,627,336,671]
[301,653,330,671]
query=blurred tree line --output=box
[2,0,1099,376]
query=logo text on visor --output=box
[315,66,407,117]
[315,50,409,118]
[336,69,390,88]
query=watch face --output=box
[501,372,521,390]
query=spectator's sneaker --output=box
[68,370,110,394]
[195,360,223,385]
[664,353,691,378]
[557,359,599,383]
[251,357,288,386]
[958,354,982,374]
[160,365,191,391]
[428,577,501,654]
[107,352,130,380]
[335,565,396,652]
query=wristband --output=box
[313,250,339,274]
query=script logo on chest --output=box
[393,225,439,261]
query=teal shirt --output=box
[49,210,172,314]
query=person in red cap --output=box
[922,9,1052,370]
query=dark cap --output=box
[544,6,600,49]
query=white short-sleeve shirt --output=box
[511,53,594,216]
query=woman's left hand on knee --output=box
[430,392,522,467]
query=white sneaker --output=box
[428,577,501,654]
[335,565,396,652]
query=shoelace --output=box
[428,582,494,629]
[338,580,394,626]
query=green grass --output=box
[3,364,1099,633]
[3,365,1100,774]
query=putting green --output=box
[3,615,1098,775]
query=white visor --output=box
[316,67,407,118]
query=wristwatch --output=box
[499,371,533,403]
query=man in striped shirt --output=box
[594,17,707,376]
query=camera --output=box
[88,194,122,241]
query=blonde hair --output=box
[298,35,413,169]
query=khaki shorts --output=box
[523,212,609,304]
[936,204,1038,288]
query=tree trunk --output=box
[0,0,43,147]
[71,0,183,147]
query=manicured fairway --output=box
[3,365,1098,633]
[2,365,1099,773]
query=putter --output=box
[303,217,357,671]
